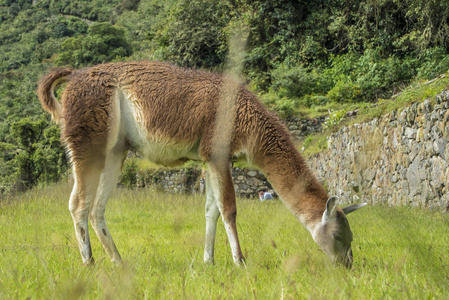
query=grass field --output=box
[1,182,449,299]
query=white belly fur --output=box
[115,89,200,166]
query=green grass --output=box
[1,183,449,298]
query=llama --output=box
[38,61,365,267]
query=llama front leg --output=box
[206,163,244,265]
[204,171,220,264]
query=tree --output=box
[1,119,68,192]
[155,0,231,69]
[55,22,133,67]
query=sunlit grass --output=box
[1,182,449,298]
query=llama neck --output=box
[251,121,328,230]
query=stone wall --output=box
[136,168,201,194]
[231,167,272,197]
[134,166,272,198]
[308,91,449,210]
[285,116,325,139]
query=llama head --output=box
[311,196,366,268]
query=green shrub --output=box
[120,159,138,189]
[298,94,330,107]
[416,47,449,80]
[317,136,328,150]
[322,109,346,131]
[322,49,418,102]
[327,79,362,103]
[260,92,299,118]
[270,63,321,99]
[302,135,313,149]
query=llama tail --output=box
[37,67,74,123]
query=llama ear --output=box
[322,196,338,222]
[342,203,367,215]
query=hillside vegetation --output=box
[2,0,449,194]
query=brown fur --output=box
[37,67,73,122]
[38,61,328,203]
[38,61,336,265]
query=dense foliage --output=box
[1,0,449,194]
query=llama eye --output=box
[333,235,342,242]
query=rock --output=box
[416,127,424,142]
[404,127,416,139]
[434,139,446,159]
[430,156,448,188]
[247,170,258,177]
[424,99,432,112]
[247,177,262,186]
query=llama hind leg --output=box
[69,161,103,265]
[89,150,127,264]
